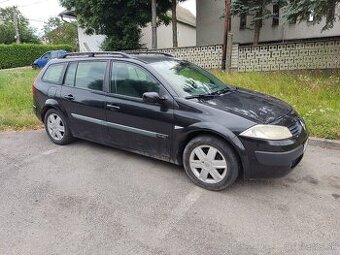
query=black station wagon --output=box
[33,52,309,190]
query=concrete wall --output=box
[196,0,340,45]
[140,22,196,49]
[135,38,340,72]
[232,39,340,72]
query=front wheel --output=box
[44,109,73,145]
[183,135,239,191]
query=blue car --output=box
[32,50,67,69]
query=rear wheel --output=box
[44,109,73,145]
[183,135,239,191]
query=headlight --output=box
[240,125,292,140]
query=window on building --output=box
[272,4,280,26]
[240,13,247,29]
[308,11,314,22]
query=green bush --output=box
[0,44,74,69]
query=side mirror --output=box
[142,92,165,104]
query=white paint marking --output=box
[152,186,202,244]
[41,148,61,155]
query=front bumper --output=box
[239,113,309,179]
[241,136,308,179]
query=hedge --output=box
[0,44,74,69]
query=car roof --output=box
[50,52,176,65]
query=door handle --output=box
[64,94,74,101]
[106,104,120,110]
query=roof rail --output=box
[128,51,174,57]
[60,51,131,59]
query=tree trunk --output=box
[151,0,157,49]
[253,9,262,46]
[222,0,231,70]
[253,19,261,46]
[172,0,178,48]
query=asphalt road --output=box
[0,130,339,255]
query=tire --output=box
[44,109,74,145]
[183,135,239,191]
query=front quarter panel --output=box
[172,98,256,176]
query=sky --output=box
[0,0,196,35]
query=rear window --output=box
[75,61,107,91]
[42,63,66,84]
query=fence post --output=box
[225,33,233,71]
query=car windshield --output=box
[150,60,228,98]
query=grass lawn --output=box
[213,70,340,139]
[0,67,41,131]
[0,68,339,139]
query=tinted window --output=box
[64,62,77,86]
[111,62,160,98]
[42,63,66,84]
[75,61,107,91]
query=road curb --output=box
[309,137,340,150]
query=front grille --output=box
[288,120,302,137]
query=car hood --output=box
[199,88,292,124]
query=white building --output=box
[60,6,196,52]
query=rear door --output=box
[105,61,174,160]
[60,60,108,142]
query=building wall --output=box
[196,0,225,46]
[78,23,195,52]
[78,27,106,52]
[140,22,196,49]
[196,0,340,46]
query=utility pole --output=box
[151,0,157,49]
[221,0,231,70]
[12,8,21,44]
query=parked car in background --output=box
[32,52,309,191]
[32,50,67,69]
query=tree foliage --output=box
[231,0,288,45]
[286,0,340,30]
[0,7,40,44]
[59,0,173,50]
[43,17,78,49]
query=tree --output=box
[59,0,172,50]
[0,7,40,44]
[231,0,288,45]
[286,0,340,30]
[43,17,78,49]
[171,0,187,48]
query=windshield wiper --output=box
[210,86,235,95]
[185,94,217,100]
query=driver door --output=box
[105,61,174,160]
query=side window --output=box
[64,62,77,86]
[42,63,66,84]
[75,61,107,91]
[111,62,160,98]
